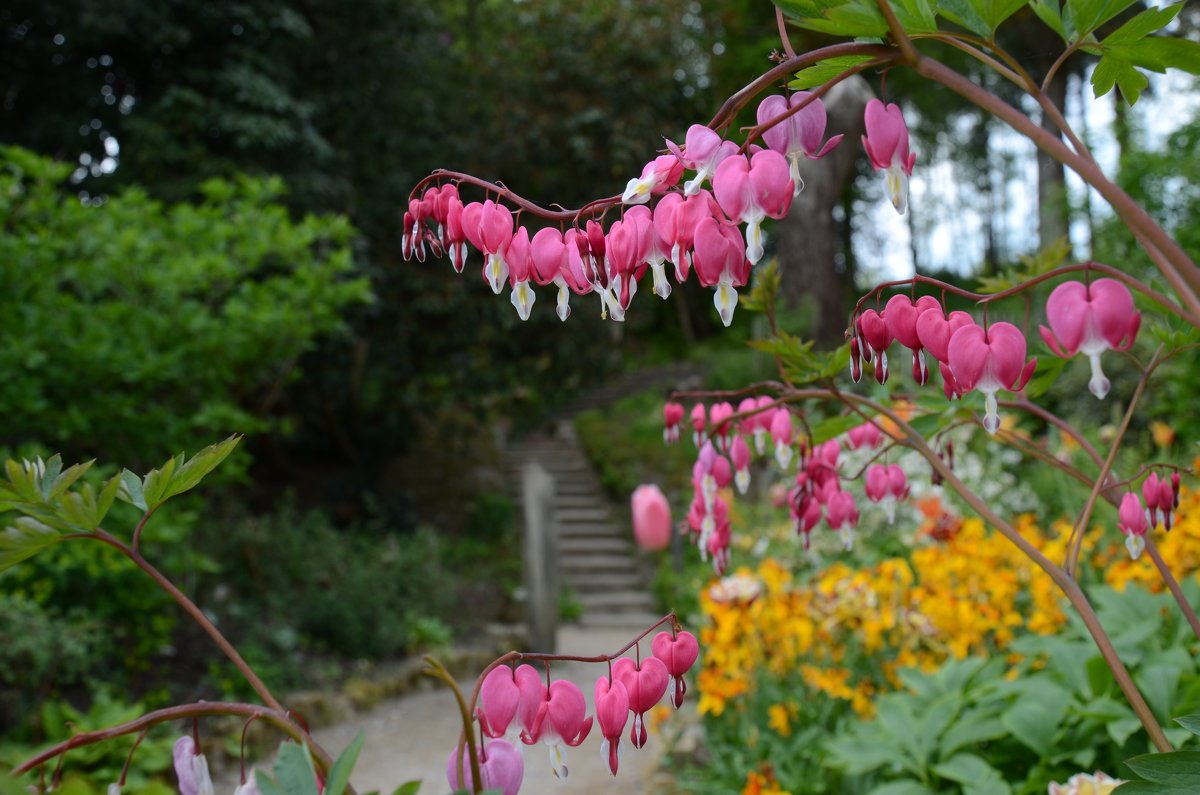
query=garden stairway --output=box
[507,424,660,628]
[506,363,703,630]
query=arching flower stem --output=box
[849,264,1195,329]
[15,703,311,779]
[1064,346,1163,578]
[424,656,484,794]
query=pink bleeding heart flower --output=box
[663,401,685,444]
[622,154,684,205]
[594,676,630,776]
[856,309,893,384]
[886,294,942,384]
[1040,278,1141,399]
[791,490,823,550]
[506,226,536,321]
[632,484,672,551]
[624,204,671,300]
[612,656,670,749]
[654,190,722,283]
[1118,491,1149,560]
[866,464,908,524]
[478,665,522,741]
[916,307,977,365]
[461,200,515,295]
[946,322,1036,434]
[403,196,431,263]
[666,124,740,196]
[603,218,645,320]
[173,736,214,795]
[730,434,752,494]
[530,227,573,322]
[736,397,759,436]
[752,396,775,454]
[692,216,750,327]
[756,93,844,196]
[824,490,860,550]
[430,184,461,248]
[849,336,864,383]
[444,193,468,274]
[693,442,732,515]
[692,493,731,573]
[1142,473,1177,531]
[712,149,793,264]
[846,421,882,451]
[770,410,794,469]
[521,678,593,780]
[446,739,524,795]
[559,228,595,319]
[861,99,917,215]
[690,402,707,447]
[708,401,735,450]
[652,630,700,709]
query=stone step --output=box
[555,508,613,523]
[557,502,612,514]
[560,554,636,573]
[575,611,666,629]
[557,523,624,539]
[566,571,646,592]
[559,537,632,555]
[579,591,656,612]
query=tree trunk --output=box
[774,75,873,348]
[1038,70,1070,249]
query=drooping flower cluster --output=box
[674,397,919,568]
[1117,471,1182,560]
[403,92,916,328]
[849,279,1140,433]
[455,630,698,792]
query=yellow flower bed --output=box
[699,484,1200,721]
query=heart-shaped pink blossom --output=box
[446,739,524,795]
[652,630,699,708]
[613,656,670,748]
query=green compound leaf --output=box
[1066,0,1136,38]
[778,0,890,38]
[1030,0,1069,41]
[1104,3,1184,44]
[789,55,876,90]
[118,468,147,511]
[0,516,62,573]
[1092,54,1149,103]
[160,435,242,503]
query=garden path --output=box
[221,365,703,793]
[309,625,681,794]
[315,365,704,793]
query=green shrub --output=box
[0,145,369,469]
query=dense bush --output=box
[0,145,369,469]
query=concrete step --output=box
[560,554,636,573]
[575,611,666,629]
[560,537,632,555]
[566,571,647,592]
[579,591,656,612]
[557,523,624,539]
[555,508,612,523]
